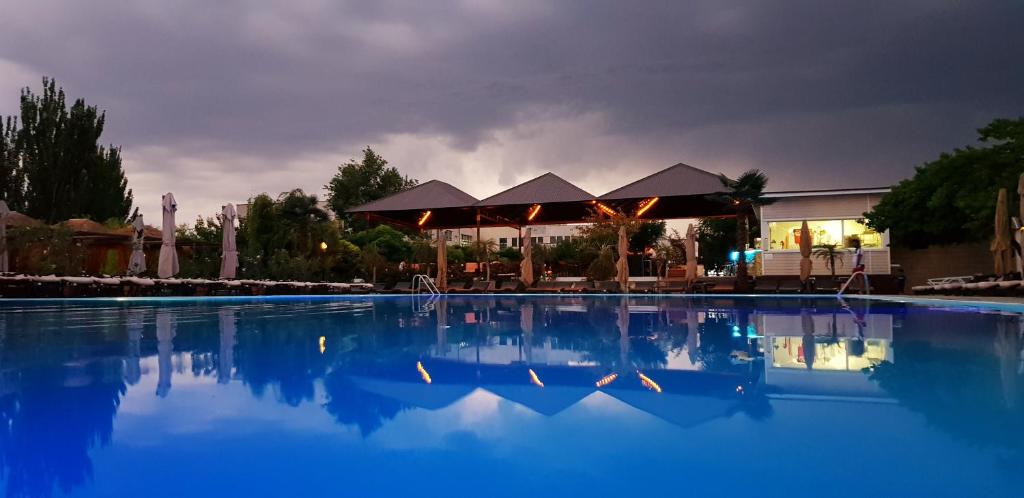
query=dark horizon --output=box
[1,0,1022,221]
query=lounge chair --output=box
[391,281,414,294]
[525,281,564,293]
[813,277,840,293]
[372,282,389,293]
[562,281,594,293]
[656,280,687,293]
[462,280,495,293]
[777,278,806,294]
[752,278,779,294]
[591,281,621,293]
[445,280,470,293]
[632,281,656,293]
[495,280,522,293]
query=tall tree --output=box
[714,169,773,291]
[325,147,417,230]
[865,117,1024,248]
[10,77,132,222]
[0,116,24,209]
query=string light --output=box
[595,373,618,388]
[638,372,662,393]
[417,210,432,226]
[528,369,544,387]
[595,202,618,217]
[635,197,660,217]
[417,361,432,384]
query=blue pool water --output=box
[0,294,1022,497]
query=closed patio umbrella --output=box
[685,223,698,288]
[158,193,179,278]
[799,221,813,285]
[0,200,8,273]
[1017,174,1024,275]
[128,214,147,275]
[616,225,629,292]
[436,229,448,291]
[992,188,1012,276]
[220,203,238,279]
[520,227,534,287]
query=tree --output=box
[325,147,417,230]
[5,77,133,222]
[713,169,773,290]
[812,243,847,277]
[865,117,1024,248]
[346,225,412,262]
[0,116,24,209]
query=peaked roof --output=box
[475,173,594,206]
[599,163,725,200]
[348,180,479,213]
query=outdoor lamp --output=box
[320,241,328,251]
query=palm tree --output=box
[714,169,774,291]
[812,243,847,277]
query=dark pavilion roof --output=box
[475,172,594,206]
[347,180,478,213]
[598,163,725,200]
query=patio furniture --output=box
[451,280,494,293]
[777,278,805,294]
[495,280,522,293]
[632,281,657,293]
[752,278,778,293]
[591,281,621,293]
[656,280,686,293]
[525,281,565,293]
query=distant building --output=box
[758,187,891,276]
[438,224,585,248]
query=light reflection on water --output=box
[0,295,1022,497]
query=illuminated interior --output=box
[770,337,890,371]
[767,219,882,250]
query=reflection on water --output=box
[0,296,1022,497]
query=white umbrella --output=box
[520,227,534,287]
[128,214,147,275]
[615,225,629,292]
[158,193,179,278]
[218,308,236,384]
[156,310,176,397]
[0,200,9,273]
[685,223,698,288]
[220,203,239,279]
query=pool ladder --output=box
[412,274,440,295]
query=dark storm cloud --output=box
[1,0,1022,219]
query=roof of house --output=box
[348,180,480,213]
[475,172,594,206]
[599,163,725,200]
[4,211,43,227]
[763,187,892,198]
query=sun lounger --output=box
[752,278,778,293]
[776,278,805,294]
[495,280,522,293]
[451,280,494,293]
[525,281,564,293]
[563,281,594,293]
[656,280,687,293]
[813,278,839,293]
[391,281,414,294]
[591,281,621,293]
[444,280,469,293]
[632,281,656,293]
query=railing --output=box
[412,274,440,295]
[837,271,870,296]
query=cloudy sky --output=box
[1,0,1022,222]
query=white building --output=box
[758,188,891,276]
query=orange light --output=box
[417,361,432,384]
[638,372,662,393]
[319,336,326,354]
[527,204,542,221]
[596,202,618,217]
[417,210,432,226]
[595,373,618,388]
[635,197,660,217]
[528,368,544,388]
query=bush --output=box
[6,225,86,275]
[586,246,616,281]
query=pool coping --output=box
[4,292,1024,312]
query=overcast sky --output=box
[1,0,1022,222]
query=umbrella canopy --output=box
[992,188,1013,276]
[219,203,239,279]
[1017,174,1024,274]
[799,220,813,283]
[520,227,534,287]
[436,229,448,290]
[615,225,629,291]
[0,200,9,273]
[158,193,179,278]
[128,215,147,275]
[684,223,698,287]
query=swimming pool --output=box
[0,294,1021,497]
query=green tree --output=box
[812,243,847,277]
[346,225,412,262]
[7,77,133,222]
[865,118,1024,248]
[696,217,740,273]
[587,246,616,281]
[0,116,24,209]
[325,147,417,230]
[713,169,773,290]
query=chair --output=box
[526,281,564,293]
[391,281,414,294]
[445,280,470,293]
[495,280,522,293]
[752,278,779,293]
[565,281,594,293]
[656,280,687,293]
[451,280,494,293]
[777,278,806,294]
[592,281,621,293]
[813,277,840,293]
[632,281,656,293]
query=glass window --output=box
[768,219,881,250]
[499,238,508,249]
[512,238,518,247]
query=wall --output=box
[761,249,890,276]
[891,242,993,287]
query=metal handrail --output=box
[412,274,440,295]
[837,271,870,296]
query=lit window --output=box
[767,219,882,250]
[499,237,508,249]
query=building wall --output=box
[442,224,585,248]
[891,242,992,288]
[759,192,891,276]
